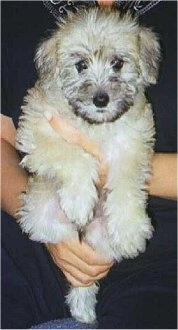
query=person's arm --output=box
[1,115,28,217]
[148,153,177,200]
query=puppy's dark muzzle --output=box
[93,91,109,108]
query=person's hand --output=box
[44,110,108,190]
[46,239,113,287]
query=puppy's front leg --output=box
[53,141,99,227]
[21,135,99,227]
[105,151,154,259]
[59,155,99,227]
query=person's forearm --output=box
[1,138,28,218]
[148,153,177,200]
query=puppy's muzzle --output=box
[93,91,109,109]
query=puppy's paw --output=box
[108,215,154,259]
[59,185,97,227]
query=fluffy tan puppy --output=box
[16,7,160,323]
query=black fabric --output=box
[1,1,177,329]
[139,0,177,153]
[1,211,71,329]
[1,1,56,128]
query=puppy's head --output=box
[35,8,161,124]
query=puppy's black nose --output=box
[93,92,109,108]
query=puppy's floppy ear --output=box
[138,27,161,85]
[35,35,58,79]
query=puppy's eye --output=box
[111,58,124,71]
[75,60,88,73]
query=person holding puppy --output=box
[1,0,177,328]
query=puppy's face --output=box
[59,34,139,124]
[35,9,160,124]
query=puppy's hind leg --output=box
[66,284,98,324]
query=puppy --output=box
[16,7,161,323]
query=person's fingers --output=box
[63,239,112,266]
[61,264,110,287]
[44,111,83,145]
[44,111,108,189]
[50,240,113,275]
[44,111,102,159]
[59,248,112,275]
[46,239,113,286]
[62,269,94,287]
[58,256,111,280]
